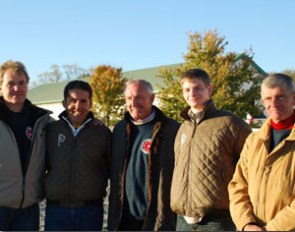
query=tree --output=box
[89,65,128,126]
[36,64,90,85]
[37,64,63,83]
[62,64,88,80]
[282,69,295,81]
[158,30,265,122]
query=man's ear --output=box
[150,93,155,104]
[62,100,66,109]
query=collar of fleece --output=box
[270,111,295,130]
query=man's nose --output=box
[130,98,137,105]
[189,89,196,96]
[13,84,20,91]
[75,101,82,109]
[270,97,280,105]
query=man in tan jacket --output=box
[228,73,295,231]
[170,68,251,231]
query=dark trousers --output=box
[45,201,103,231]
[118,214,144,231]
[176,211,235,231]
[0,203,39,231]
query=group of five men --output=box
[1,59,295,231]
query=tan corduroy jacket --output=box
[229,119,295,231]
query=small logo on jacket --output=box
[58,134,66,147]
[181,134,186,149]
[26,127,33,140]
[141,139,152,154]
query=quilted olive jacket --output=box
[171,100,251,218]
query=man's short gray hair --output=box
[124,79,154,95]
[261,73,295,96]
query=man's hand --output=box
[244,224,265,231]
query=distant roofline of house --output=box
[28,57,266,105]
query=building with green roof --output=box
[28,60,266,119]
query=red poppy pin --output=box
[26,127,33,140]
[141,139,152,154]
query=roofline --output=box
[33,100,62,105]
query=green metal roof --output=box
[28,76,89,104]
[235,53,267,76]
[28,59,266,105]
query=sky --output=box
[1,0,295,83]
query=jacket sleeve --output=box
[228,136,257,231]
[265,199,295,231]
[105,126,112,179]
[233,121,252,164]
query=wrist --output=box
[242,222,257,231]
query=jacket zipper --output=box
[117,125,131,231]
[142,124,161,229]
[20,116,43,208]
[256,141,268,220]
[187,122,197,212]
[19,179,25,209]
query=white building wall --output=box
[37,103,64,119]
[37,96,161,120]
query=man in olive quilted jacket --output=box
[170,68,251,231]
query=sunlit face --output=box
[0,70,28,112]
[63,88,92,128]
[182,78,213,113]
[261,85,295,123]
[125,82,154,122]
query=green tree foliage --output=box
[158,30,265,122]
[89,65,127,126]
[282,69,295,81]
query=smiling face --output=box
[182,78,213,113]
[0,70,28,112]
[63,88,92,128]
[261,85,295,123]
[125,82,154,122]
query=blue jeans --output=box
[0,203,39,231]
[45,201,103,231]
[176,213,236,231]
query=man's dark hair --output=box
[181,68,211,86]
[63,80,93,100]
